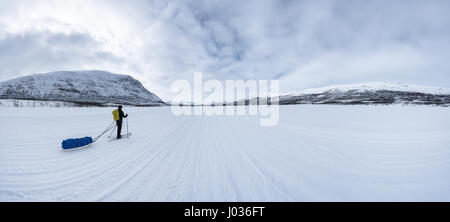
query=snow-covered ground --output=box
[0,105,449,201]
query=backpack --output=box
[112,109,120,121]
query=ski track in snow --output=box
[0,105,449,201]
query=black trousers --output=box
[116,119,122,138]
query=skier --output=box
[112,105,128,139]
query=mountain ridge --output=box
[237,82,450,106]
[284,82,450,96]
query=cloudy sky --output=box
[0,0,449,100]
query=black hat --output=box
[118,105,122,109]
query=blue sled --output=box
[62,137,93,150]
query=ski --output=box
[107,132,132,142]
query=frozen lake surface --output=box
[0,105,449,201]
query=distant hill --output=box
[238,82,450,106]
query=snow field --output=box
[0,105,449,201]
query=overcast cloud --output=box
[0,0,449,100]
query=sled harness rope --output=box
[94,117,130,142]
[107,124,117,138]
[93,121,116,143]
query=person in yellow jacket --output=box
[112,105,128,139]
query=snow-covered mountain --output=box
[285,82,450,96]
[0,70,166,106]
[244,82,450,106]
